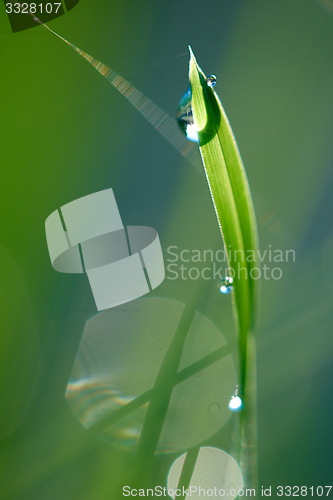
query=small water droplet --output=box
[228,396,243,412]
[219,276,233,294]
[206,75,217,87]
[176,86,199,143]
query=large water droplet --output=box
[206,75,217,87]
[176,86,199,143]
[219,276,233,294]
[228,396,243,412]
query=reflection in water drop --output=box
[219,276,233,294]
[206,75,217,87]
[228,396,243,412]
[176,86,199,143]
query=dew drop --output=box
[219,276,233,294]
[206,75,217,87]
[228,396,243,412]
[176,86,199,143]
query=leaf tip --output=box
[188,45,196,64]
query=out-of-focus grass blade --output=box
[189,48,259,487]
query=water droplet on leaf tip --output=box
[219,276,233,294]
[206,75,217,87]
[176,86,199,143]
[228,396,243,412]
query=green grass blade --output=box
[189,47,259,391]
[189,48,259,488]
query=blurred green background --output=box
[1,0,333,498]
